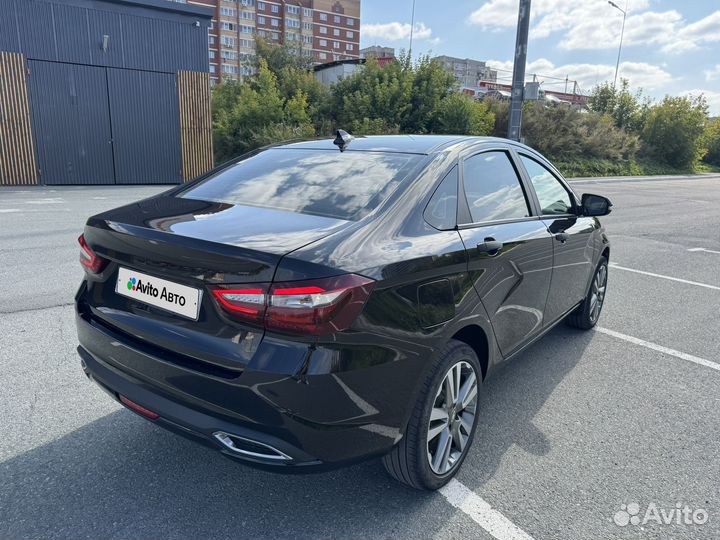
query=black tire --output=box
[382,339,482,490]
[566,256,608,330]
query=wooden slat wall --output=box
[178,70,213,182]
[0,52,38,186]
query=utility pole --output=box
[409,0,416,59]
[608,0,628,89]
[508,0,531,142]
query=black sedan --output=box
[75,134,611,490]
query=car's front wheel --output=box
[382,339,481,490]
[566,256,608,330]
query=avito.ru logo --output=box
[614,502,709,527]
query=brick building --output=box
[181,0,361,84]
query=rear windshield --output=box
[179,149,423,221]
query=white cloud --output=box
[486,58,674,92]
[705,65,720,82]
[469,1,720,54]
[362,22,433,42]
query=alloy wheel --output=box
[427,361,478,475]
[589,264,608,323]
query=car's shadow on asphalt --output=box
[1,326,594,539]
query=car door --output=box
[517,153,597,325]
[457,149,554,358]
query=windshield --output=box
[179,149,423,221]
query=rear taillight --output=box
[211,274,375,336]
[78,234,108,274]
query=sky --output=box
[359,0,720,115]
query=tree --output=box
[434,93,495,136]
[641,95,708,168]
[589,79,647,132]
[703,118,720,166]
[212,59,314,162]
[401,55,457,133]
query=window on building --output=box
[347,31,354,38]
[271,4,279,13]
[221,36,236,47]
[241,0,255,6]
[271,18,279,27]
[221,22,234,31]
[347,17,354,26]
[208,35,216,44]
[303,8,312,17]
[241,11,255,20]
[303,22,313,30]
[287,5,299,15]
[346,43,354,51]
[334,15,340,23]
[258,29,268,37]
[319,26,327,34]
[286,32,296,41]
[287,19,300,28]
[319,39,327,46]
[333,28,340,36]
[239,38,254,48]
[319,13,327,21]
[272,32,279,40]
[333,41,340,49]
[209,50,216,59]
[220,7,236,17]
[258,1,265,10]
[209,65,216,74]
[303,35,312,44]
[240,25,254,34]
[319,52,327,60]
[257,16,265,24]
[333,54,340,61]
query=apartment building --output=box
[181,0,361,83]
[433,55,498,90]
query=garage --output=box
[0,0,214,186]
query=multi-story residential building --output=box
[181,0,361,84]
[360,45,395,60]
[433,55,498,90]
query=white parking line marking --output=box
[688,247,720,255]
[440,479,534,540]
[609,263,720,291]
[596,327,720,373]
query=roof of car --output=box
[281,135,512,155]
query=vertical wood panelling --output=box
[178,70,213,182]
[0,51,38,185]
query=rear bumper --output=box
[75,309,412,472]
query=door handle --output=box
[554,232,570,243]
[477,238,503,255]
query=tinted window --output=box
[424,166,458,230]
[521,156,573,215]
[462,151,530,223]
[180,149,422,221]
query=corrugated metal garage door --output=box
[27,60,115,185]
[107,69,182,184]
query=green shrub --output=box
[641,95,708,168]
[703,118,720,166]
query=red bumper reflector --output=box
[119,395,160,421]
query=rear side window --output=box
[462,151,530,223]
[520,155,573,215]
[424,166,458,230]
[179,149,422,221]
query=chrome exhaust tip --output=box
[213,431,292,462]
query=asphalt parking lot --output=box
[1,176,719,540]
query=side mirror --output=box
[581,193,612,217]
